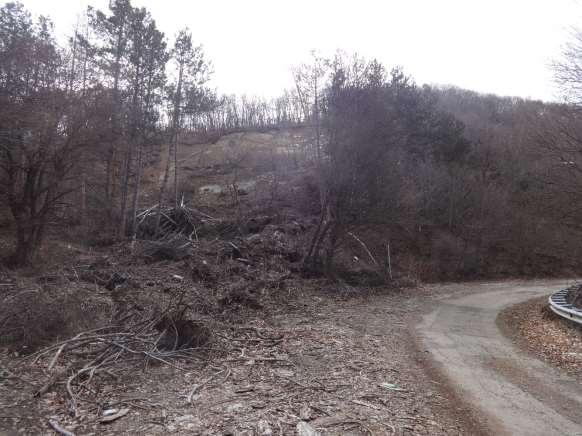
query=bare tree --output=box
[292,51,326,162]
[156,28,209,234]
[0,3,89,265]
[88,0,169,238]
[535,27,582,228]
[127,11,168,238]
[554,28,582,105]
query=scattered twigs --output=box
[32,304,204,416]
[35,365,74,398]
[385,241,393,280]
[0,366,36,387]
[351,399,381,410]
[348,232,378,266]
[326,419,374,435]
[136,204,219,240]
[187,367,230,404]
[48,419,76,436]
[225,356,294,365]
[235,326,284,341]
[215,325,284,346]
[27,326,126,363]
[48,332,85,371]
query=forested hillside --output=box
[1,0,581,279]
[2,1,582,433]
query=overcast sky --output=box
[16,0,582,101]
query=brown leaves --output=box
[501,296,582,376]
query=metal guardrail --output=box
[548,286,582,326]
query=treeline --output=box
[2,0,582,280]
[295,55,582,279]
[0,0,308,266]
[188,92,306,133]
[0,1,194,264]
[425,86,582,278]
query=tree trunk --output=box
[11,212,46,267]
[172,63,184,207]
[155,142,173,237]
[118,139,133,238]
[323,221,340,278]
[156,60,183,234]
[130,143,143,238]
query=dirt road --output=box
[419,280,582,436]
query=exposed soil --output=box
[498,296,582,378]
[0,283,482,436]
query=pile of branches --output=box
[139,232,195,261]
[136,203,220,240]
[28,305,211,417]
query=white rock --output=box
[257,419,273,435]
[299,405,311,420]
[296,421,320,436]
[226,402,245,413]
[102,409,118,416]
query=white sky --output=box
[16,0,582,101]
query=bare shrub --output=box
[0,285,113,353]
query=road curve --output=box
[418,280,582,436]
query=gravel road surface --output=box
[419,280,582,436]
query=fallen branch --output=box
[187,367,230,404]
[348,232,378,266]
[32,305,207,415]
[48,419,76,436]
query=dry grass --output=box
[0,277,113,353]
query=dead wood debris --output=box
[136,203,219,240]
[48,419,76,436]
[1,291,467,435]
[0,207,461,434]
[25,303,211,418]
